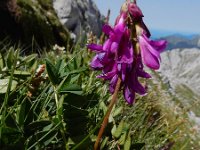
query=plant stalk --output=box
[54,86,67,148]
[94,77,122,150]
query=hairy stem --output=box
[94,78,122,150]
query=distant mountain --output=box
[159,34,200,50]
[159,48,200,95]
[158,48,200,115]
[156,48,200,134]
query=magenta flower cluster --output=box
[88,1,167,104]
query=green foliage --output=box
[0,79,18,93]
[0,43,200,150]
[45,58,60,85]
[0,45,94,149]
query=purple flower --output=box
[88,14,135,103]
[127,2,143,20]
[121,56,151,104]
[88,14,132,68]
[88,4,167,105]
[138,33,167,70]
[88,14,132,87]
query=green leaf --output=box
[57,75,70,89]
[17,98,29,127]
[5,113,18,128]
[57,95,64,116]
[118,132,127,145]
[27,130,58,148]
[45,59,59,85]
[100,136,109,150]
[55,59,63,72]
[73,58,78,69]
[66,61,75,71]
[111,125,117,137]
[43,130,58,146]
[1,126,20,134]
[13,70,31,79]
[14,70,31,76]
[70,74,80,84]
[17,104,25,127]
[23,99,34,126]
[22,54,37,63]
[30,60,38,72]
[0,79,18,93]
[124,133,131,150]
[113,106,123,117]
[63,104,88,119]
[55,59,64,72]
[25,120,52,137]
[0,126,22,145]
[59,84,83,95]
[112,120,124,138]
[26,120,52,131]
[6,48,14,69]
[123,122,131,132]
[60,67,87,77]
[0,53,4,69]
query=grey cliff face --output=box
[53,0,104,40]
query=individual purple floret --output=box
[138,33,167,70]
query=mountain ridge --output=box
[156,33,200,50]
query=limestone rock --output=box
[53,0,104,40]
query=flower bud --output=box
[128,2,143,21]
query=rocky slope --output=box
[158,48,200,117]
[159,48,200,95]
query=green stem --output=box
[54,86,59,108]
[54,86,67,148]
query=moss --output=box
[37,0,53,10]
[14,0,69,48]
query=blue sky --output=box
[93,0,200,35]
